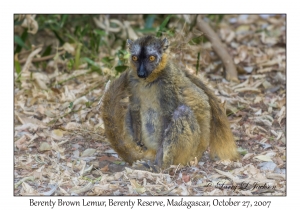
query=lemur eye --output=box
[149,55,155,61]
[132,56,138,61]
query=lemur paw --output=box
[132,160,161,173]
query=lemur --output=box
[101,35,239,169]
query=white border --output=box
[4,0,294,209]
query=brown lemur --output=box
[101,35,239,169]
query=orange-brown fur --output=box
[101,72,156,164]
[184,72,239,160]
[145,54,168,83]
[101,49,239,168]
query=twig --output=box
[42,184,58,196]
[170,164,181,179]
[19,51,65,64]
[14,176,35,188]
[80,80,105,98]
[56,70,92,86]
[97,80,111,111]
[16,44,44,57]
[144,186,155,195]
[157,180,170,190]
[70,182,93,194]
[197,16,238,82]
[157,186,177,196]
[47,108,81,126]
[21,47,42,72]
[47,80,105,126]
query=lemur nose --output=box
[138,72,147,78]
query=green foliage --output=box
[90,29,106,54]
[237,147,248,156]
[14,60,22,84]
[207,14,224,24]
[145,15,156,29]
[14,35,29,51]
[85,101,92,108]
[188,35,208,45]
[81,175,102,183]
[69,102,74,109]
[67,59,75,71]
[196,52,200,74]
[134,15,176,37]
[116,50,130,64]
[14,60,21,75]
[83,57,101,74]
[14,14,219,78]
[115,66,128,73]
[114,49,130,73]
[14,29,29,54]
[42,45,52,57]
[14,15,106,73]
[101,57,114,68]
[113,160,126,165]
[156,15,173,37]
[74,43,82,70]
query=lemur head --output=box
[127,35,169,80]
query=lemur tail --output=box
[185,72,239,160]
[101,71,151,164]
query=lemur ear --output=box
[161,38,169,51]
[127,39,133,48]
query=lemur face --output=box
[127,36,169,78]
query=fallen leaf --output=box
[21,182,37,195]
[70,182,93,194]
[100,164,109,172]
[99,156,117,162]
[39,142,51,151]
[73,150,80,158]
[73,96,89,106]
[254,155,273,162]
[234,87,261,93]
[258,161,277,171]
[81,148,96,157]
[254,109,262,116]
[182,174,190,183]
[15,135,28,150]
[65,122,81,130]
[130,179,146,194]
[51,129,65,140]
[62,43,75,55]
